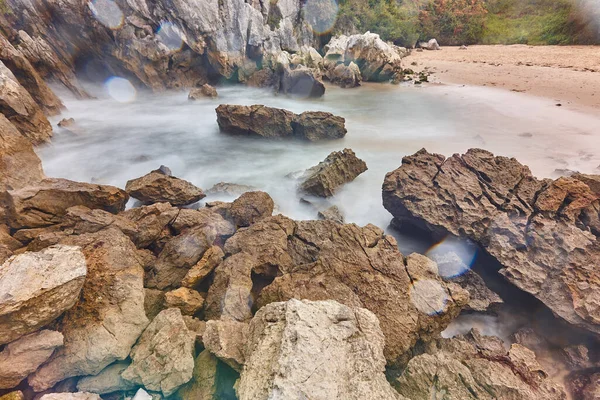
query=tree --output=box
[419,0,487,45]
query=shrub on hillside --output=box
[419,0,488,45]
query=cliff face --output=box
[0,0,314,93]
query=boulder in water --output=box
[277,65,325,98]
[325,62,362,88]
[292,111,347,142]
[188,84,218,100]
[299,149,367,197]
[125,168,205,206]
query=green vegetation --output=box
[331,0,599,46]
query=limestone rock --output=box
[203,319,248,372]
[28,228,149,391]
[0,245,86,345]
[5,178,129,229]
[229,191,274,227]
[237,299,405,400]
[144,288,166,320]
[420,38,441,50]
[164,287,205,315]
[382,148,600,336]
[182,246,224,288]
[278,65,325,98]
[189,84,218,99]
[299,149,367,197]
[317,205,345,224]
[121,308,195,397]
[291,111,347,142]
[0,330,63,389]
[325,62,362,88]
[39,393,101,400]
[175,349,237,400]
[119,202,179,249]
[126,169,205,206]
[0,392,24,400]
[76,361,135,394]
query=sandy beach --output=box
[406,45,600,111]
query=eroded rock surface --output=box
[76,361,135,394]
[299,149,367,197]
[126,169,205,206]
[229,191,274,227]
[383,148,600,336]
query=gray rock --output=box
[203,319,248,372]
[317,205,345,224]
[76,361,135,394]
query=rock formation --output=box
[125,168,206,206]
[299,149,368,197]
[383,148,600,336]
[76,361,135,394]
[189,84,218,100]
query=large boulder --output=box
[277,65,325,98]
[0,114,44,191]
[0,330,64,389]
[121,308,195,397]
[28,228,149,391]
[188,84,218,100]
[203,319,248,372]
[383,148,600,336]
[325,61,362,88]
[5,178,129,229]
[395,330,566,400]
[125,168,205,206]
[0,245,86,345]
[206,215,468,365]
[237,299,406,400]
[299,149,368,197]
[216,105,346,141]
[229,191,274,227]
[175,349,238,400]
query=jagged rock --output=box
[208,215,468,365]
[0,245,86,345]
[289,46,323,70]
[0,391,24,400]
[203,320,248,372]
[237,299,406,400]
[76,361,135,394]
[182,246,224,288]
[122,308,195,397]
[119,202,179,249]
[0,59,52,145]
[175,349,237,400]
[164,287,205,315]
[216,104,346,141]
[246,69,277,88]
[28,228,149,391]
[277,65,325,98]
[325,62,362,88]
[144,288,166,320]
[419,38,441,50]
[0,114,44,191]
[583,373,600,400]
[206,182,256,197]
[0,330,63,389]
[188,84,218,100]
[229,191,274,227]
[324,33,406,82]
[395,330,566,400]
[299,149,367,197]
[183,316,206,345]
[291,112,347,142]
[125,169,205,206]
[382,148,600,336]
[5,178,129,229]
[317,205,345,224]
[39,393,101,400]
[57,118,75,128]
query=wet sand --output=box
[405,45,600,111]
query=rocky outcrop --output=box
[237,299,406,400]
[216,105,347,141]
[277,65,325,98]
[0,245,86,345]
[206,215,468,365]
[395,330,566,400]
[324,32,407,83]
[229,191,274,227]
[126,168,205,206]
[122,308,195,397]
[0,114,44,191]
[28,228,148,391]
[5,178,129,229]
[0,330,63,389]
[299,149,368,197]
[76,361,135,394]
[189,84,217,100]
[383,148,600,336]
[325,61,362,88]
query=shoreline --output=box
[406,44,600,113]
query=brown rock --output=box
[291,111,346,142]
[277,65,325,98]
[125,169,205,206]
[0,392,24,400]
[299,149,367,197]
[181,245,224,288]
[164,287,205,315]
[144,288,166,320]
[119,202,179,249]
[325,61,362,88]
[229,191,274,227]
[175,350,236,400]
[57,118,75,128]
[203,319,248,371]
[317,205,345,223]
[188,84,217,99]
[5,178,129,229]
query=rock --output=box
[0,392,24,400]
[76,361,135,394]
[181,246,224,288]
[5,178,129,229]
[0,330,64,389]
[206,182,256,197]
[164,287,205,315]
[119,202,180,249]
[299,149,368,197]
[459,45,468,50]
[203,319,248,371]
[57,118,75,128]
[0,114,44,191]
[121,308,195,397]
[216,104,346,141]
[229,191,274,227]
[246,69,277,88]
[382,148,600,336]
[291,111,347,142]
[188,84,218,100]
[237,299,405,400]
[0,245,86,345]
[144,288,166,320]
[125,169,205,206]
[395,330,566,400]
[325,61,362,88]
[28,228,149,391]
[182,316,206,345]
[277,65,325,98]
[39,393,101,400]
[583,373,600,400]
[419,38,441,50]
[317,205,345,223]
[211,215,468,365]
[175,350,237,400]
[0,60,52,145]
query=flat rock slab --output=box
[125,170,205,206]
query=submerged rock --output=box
[291,112,347,142]
[383,148,600,336]
[206,182,256,197]
[189,84,218,100]
[299,149,367,197]
[0,245,86,345]
[126,168,205,206]
[317,205,345,224]
[237,299,406,400]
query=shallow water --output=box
[40,81,600,234]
